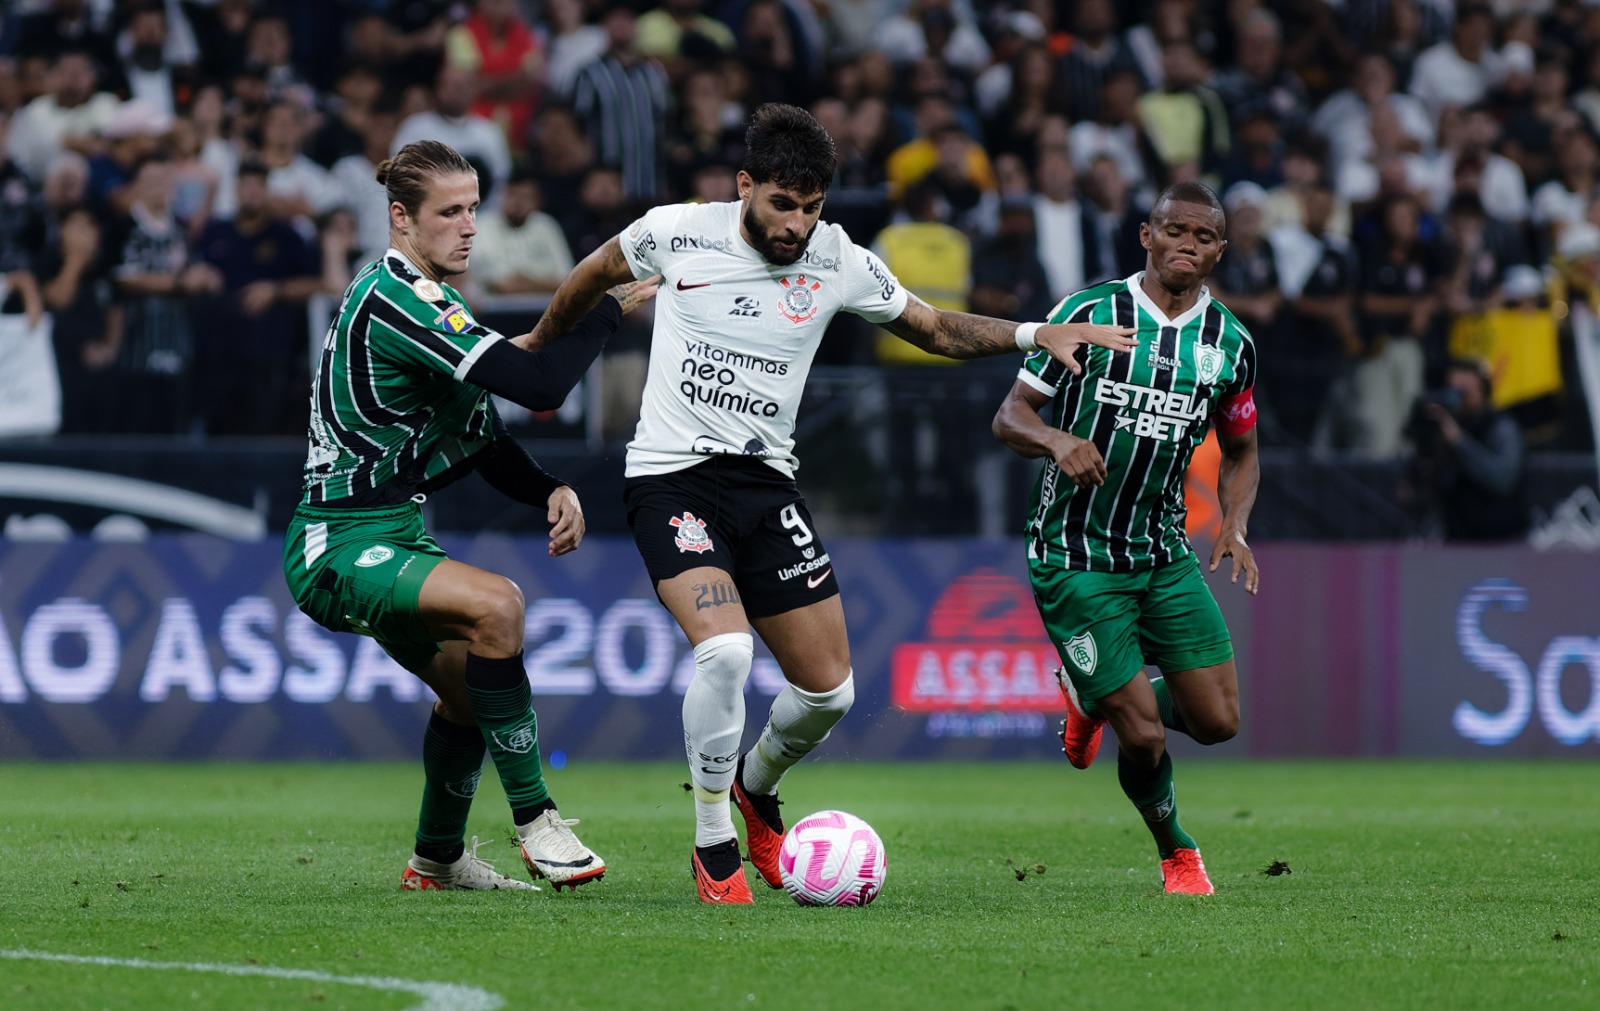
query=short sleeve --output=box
[619,204,677,279]
[1222,331,1258,397]
[369,266,506,381]
[837,237,909,323]
[1016,286,1109,396]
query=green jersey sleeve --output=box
[1016,280,1124,396]
[368,256,506,380]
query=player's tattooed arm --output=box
[882,294,1137,374]
[1210,427,1261,595]
[514,236,650,351]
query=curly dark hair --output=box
[742,103,836,197]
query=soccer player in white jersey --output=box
[531,103,1139,903]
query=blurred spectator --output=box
[188,82,237,220]
[636,0,737,83]
[329,104,400,265]
[1210,182,1284,340]
[1137,42,1231,184]
[1059,0,1143,124]
[573,6,669,202]
[1371,0,1433,91]
[969,196,1053,325]
[1067,68,1150,202]
[818,95,890,246]
[886,94,994,201]
[1408,3,1499,117]
[40,205,118,433]
[0,107,46,326]
[168,111,219,238]
[1437,193,1513,319]
[920,123,994,236]
[560,165,633,261]
[86,99,169,218]
[529,104,595,228]
[1494,48,1563,188]
[1532,120,1600,244]
[243,11,314,109]
[1407,356,1529,541]
[1211,8,1309,130]
[1220,107,1286,191]
[872,178,969,365]
[258,99,337,229]
[1334,100,1434,210]
[446,0,543,149]
[468,164,574,296]
[1314,52,1434,184]
[5,49,120,183]
[1277,181,1362,445]
[116,1,195,121]
[736,0,821,108]
[109,156,220,435]
[187,0,253,88]
[1126,0,1195,90]
[1428,104,1528,226]
[665,64,745,198]
[305,61,383,170]
[8,0,118,72]
[41,150,90,228]
[394,64,511,205]
[542,0,610,101]
[380,0,455,90]
[1351,193,1439,456]
[192,159,320,436]
[982,43,1065,163]
[1079,153,1145,284]
[1031,146,1085,302]
[878,1,991,77]
[973,13,1050,123]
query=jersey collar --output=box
[1127,271,1212,330]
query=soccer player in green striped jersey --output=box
[994,182,1261,896]
[282,140,658,892]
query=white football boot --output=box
[401,836,537,891]
[517,809,606,890]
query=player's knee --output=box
[1190,710,1239,746]
[1117,722,1167,765]
[473,577,526,653]
[692,632,755,690]
[796,671,854,720]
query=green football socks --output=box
[464,651,554,825]
[414,710,485,864]
[1117,749,1197,858]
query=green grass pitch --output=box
[2,760,1596,1010]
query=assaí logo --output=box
[1454,578,1600,746]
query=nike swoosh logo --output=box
[676,279,711,290]
[806,568,832,589]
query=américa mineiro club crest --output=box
[670,512,714,553]
[777,274,821,323]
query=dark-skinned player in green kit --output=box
[993,181,1261,896]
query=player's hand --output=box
[1052,432,1106,487]
[1036,324,1138,376]
[608,275,661,315]
[1208,526,1259,596]
[546,485,585,557]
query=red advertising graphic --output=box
[889,568,1062,712]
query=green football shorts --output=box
[1029,552,1234,703]
[283,501,448,674]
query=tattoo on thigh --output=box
[693,580,741,610]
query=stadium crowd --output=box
[0,0,1595,472]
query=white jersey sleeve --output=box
[836,237,909,324]
[619,203,683,279]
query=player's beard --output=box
[743,202,810,266]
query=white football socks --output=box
[741,673,855,796]
[682,632,754,848]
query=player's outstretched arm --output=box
[1209,427,1261,595]
[881,293,1137,374]
[992,380,1107,487]
[515,236,643,351]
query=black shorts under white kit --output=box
[623,456,839,618]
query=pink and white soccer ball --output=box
[778,809,887,907]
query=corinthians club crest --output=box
[777,274,822,323]
[670,511,714,553]
[1195,344,1225,385]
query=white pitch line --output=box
[0,949,503,1011]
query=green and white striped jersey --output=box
[1019,273,1258,572]
[301,250,505,506]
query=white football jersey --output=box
[619,200,909,477]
